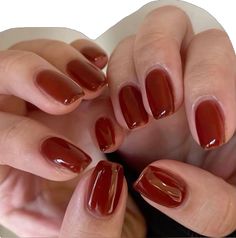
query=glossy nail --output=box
[134,166,186,208]
[119,85,148,129]
[41,137,91,173]
[87,160,124,216]
[146,68,174,119]
[66,59,107,91]
[36,70,84,105]
[95,117,115,152]
[195,100,225,149]
[80,46,108,69]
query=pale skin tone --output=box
[0,5,236,237]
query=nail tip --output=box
[63,92,84,105]
[153,110,174,120]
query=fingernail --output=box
[41,137,92,173]
[134,166,186,208]
[119,85,148,129]
[195,100,225,149]
[95,117,115,152]
[87,160,123,216]
[145,68,174,119]
[36,70,84,105]
[80,46,108,69]
[66,59,107,91]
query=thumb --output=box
[60,160,126,238]
[134,160,236,237]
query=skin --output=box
[0,5,236,238]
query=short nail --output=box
[134,166,186,208]
[95,117,115,152]
[66,59,107,91]
[41,137,92,173]
[36,70,84,105]
[80,46,108,69]
[195,100,225,149]
[119,85,149,129]
[146,68,174,119]
[87,160,124,216]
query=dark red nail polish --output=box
[195,100,225,149]
[66,59,107,91]
[146,68,174,119]
[95,118,115,152]
[87,160,124,216]
[119,85,148,129]
[134,166,186,208]
[80,46,108,69]
[36,70,84,105]
[41,137,91,173]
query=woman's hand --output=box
[0,38,105,235]
[90,5,236,237]
[59,160,145,238]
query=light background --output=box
[0,0,235,48]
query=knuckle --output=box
[186,59,229,93]
[0,50,37,75]
[148,5,188,21]
[135,32,179,59]
[196,28,229,42]
[117,35,136,48]
[0,117,32,155]
[108,35,135,73]
[41,39,68,53]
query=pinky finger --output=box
[86,95,126,153]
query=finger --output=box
[60,160,127,238]
[0,50,84,115]
[107,36,149,130]
[0,112,92,182]
[70,38,108,69]
[134,159,236,237]
[11,39,107,99]
[30,92,126,154]
[184,29,236,149]
[87,94,126,153]
[134,6,193,119]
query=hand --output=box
[92,6,236,237]
[0,38,105,235]
[59,160,145,238]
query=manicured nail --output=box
[95,117,115,152]
[36,70,84,105]
[134,166,186,208]
[145,68,174,119]
[119,85,148,129]
[66,59,107,91]
[195,100,225,149]
[80,46,108,69]
[87,160,123,216]
[41,137,91,173]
